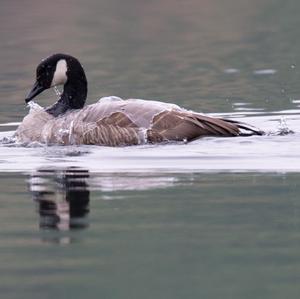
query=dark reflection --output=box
[28,167,90,231]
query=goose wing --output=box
[147,110,242,142]
[80,112,142,146]
[76,98,262,145]
[74,110,240,146]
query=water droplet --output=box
[53,86,61,96]
[291,64,296,69]
[277,116,294,135]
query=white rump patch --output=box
[51,59,67,87]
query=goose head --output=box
[25,53,88,117]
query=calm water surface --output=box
[1,0,300,298]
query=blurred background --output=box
[1,0,300,123]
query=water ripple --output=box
[0,111,299,173]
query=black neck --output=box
[46,65,88,117]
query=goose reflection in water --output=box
[28,167,90,231]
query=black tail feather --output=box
[221,118,264,136]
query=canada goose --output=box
[15,53,263,146]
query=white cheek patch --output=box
[51,59,67,87]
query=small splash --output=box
[27,101,43,112]
[276,116,294,135]
[0,135,16,145]
[53,86,62,96]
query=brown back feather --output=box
[149,111,240,142]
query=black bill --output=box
[25,81,46,103]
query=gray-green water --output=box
[1,0,300,298]
[2,171,300,299]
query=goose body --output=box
[15,54,262,146]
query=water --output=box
[2,170,300,298]
[1,0,300,298]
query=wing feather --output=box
[148,110,241,142]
